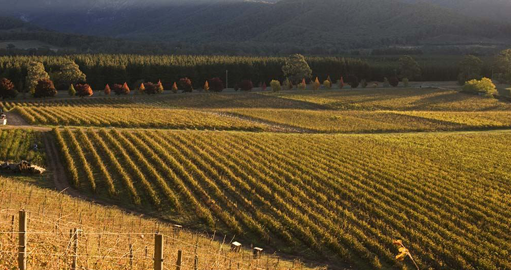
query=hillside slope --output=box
[2,0,510,50]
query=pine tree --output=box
[157,80,164,93]
[172,82,178,93]
[203,81,210,92]
[138,83,146,94]
[313,77,320,91]
[299,78,306,90]
[339,77,345,89]
[104,84,111,96]
[68,84,76,97]
[122,82,131,94]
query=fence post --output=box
[18,210,27,270]
[129,244,134,270]
[71,228,79,270]
[154,233,164,270]
[176,250,182,270]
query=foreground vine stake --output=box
[393,240,419,270]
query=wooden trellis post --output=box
[154,234,164,270]
[18,210,27,270]
[70,228,80,270]
[176,250,182,270]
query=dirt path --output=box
[0,111,52,131]
[42,132,81,196]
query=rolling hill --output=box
[1,0,510,51]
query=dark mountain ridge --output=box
[1,0,510,54]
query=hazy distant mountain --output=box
[1,0,510,52]
[400,0,511,24]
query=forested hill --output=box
[400,0,511,25]
[2,0,511,51]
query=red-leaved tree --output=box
[0,78,17,99]
[113,83,130,95]
[179,78,193,92]
[34,79,57,98]
[144,82,158,95]
[75,84,93,97]
[209,77,224,92]
[239,80,253,91]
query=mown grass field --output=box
[54,128,511,270]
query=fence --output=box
[0,209,306,270]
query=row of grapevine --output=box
[0,129,44,165]
[16,106,266,131]
[54,128,511,269]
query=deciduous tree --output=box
[239,80,253,91]
[75,84,93,97]
[0,78,17,99]
[399,56,421,80]
[26,62,49,94]
[282,54,312,84]
[34,79,57,98]
[209,78,224,92]
[458,55,483,85]
[270,80,281,92]
[179,78,193,92]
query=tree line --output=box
[0,53,501,96]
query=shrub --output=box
[113,83,130,95]
[270,80,281,92]
[144,82,158,95]
[403,78,410,87]
[239,80,253,91]
[209,78,224,92]
[346,75,359,89]
[463,78,497,97]
[34,79,57,98]
[179,78,193,92]
[172,82,178,93]
[0,78,18,99]
[389,76,399,87]
[104,84,111,95]
[312,77,320,91]
[68,84,76,96]
[75,84,93,97]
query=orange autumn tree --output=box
[203,80,210,92]
[104,84,111,95]
[172,82,178,93]
[313,77,320,91]
[138,82,146,94]
[157,80,164,93]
